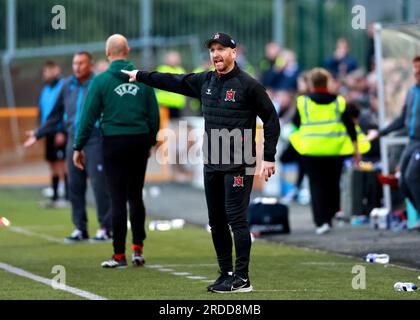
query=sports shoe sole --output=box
[132,258,146,267]
[102,265,128,269]
[211,285,253,293]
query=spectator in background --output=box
[156,51,189,181]
[366,24,375,73]
[38,60,68,208]
[94,59,110,74]
[279,72,310,204]
[341,69,370,109]
[324,38,358,81]
[156,51,186,119]
[267,50,300,92]
[259,42,282,88]
[359,95,381,162]
[265,49,301,119]
[236,45,256,77]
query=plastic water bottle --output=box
[364,253,390,264]
[0,217,11,227]
[394,282,417,292]
[148,219,185,231]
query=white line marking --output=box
[300,262,355,265]
[172,272,191,276]
[147,264,329,292]
[0,262,107,300]
[160,264,217,268]
[253,289,325,292]
[158,268,174,272]
[8,226,64,244]
[146,264,163,269]
[186,276,207,280]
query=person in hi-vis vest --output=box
[289,68,370,235]
[155,51,189,181]
[155,51,186,119]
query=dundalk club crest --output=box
[224,89,236,102]
[233,175,244,188]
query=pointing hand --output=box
[121,70,138,83]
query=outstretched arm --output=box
[24,88,65,148]
[121,69,209,99]
[365,103,407,143]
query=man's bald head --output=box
[106,34,130,60]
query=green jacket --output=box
[73,60,160,150]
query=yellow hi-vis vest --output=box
[289,95,371,156]
[155,65,186,109]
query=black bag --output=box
[341,167,383,217]
[248,197,290,235]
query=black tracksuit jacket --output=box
[135,63,280,172]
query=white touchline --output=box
[158,263,217,268]
[253,289,325,292]
[146,264,164,269]
[8,226,64,244]
[0,262,107,300]
[186,276,207,280]
[172,272,191,276]
[147,264,209,282]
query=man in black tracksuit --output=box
[123,33,280,293]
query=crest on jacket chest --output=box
[224,89,236,102]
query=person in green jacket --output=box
[73,34,160,268]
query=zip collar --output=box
[216,62,240,81]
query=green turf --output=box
[0,187,419,300]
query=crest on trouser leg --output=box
[233,175,244,187]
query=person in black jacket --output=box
[122,32,280,293]
[366,56,420,213]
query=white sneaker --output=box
[64,229,89,243]
[315,223,331,235]
[91,228,112,242]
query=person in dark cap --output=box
[122,32,280,293]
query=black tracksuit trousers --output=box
[301,155,345,227]
[400,139,420,211]
[102,134,149,255]
[204,169,254,278]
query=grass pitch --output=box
[0,188,419,300]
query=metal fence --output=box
[0,0,5,50]
[2,0,419,108]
